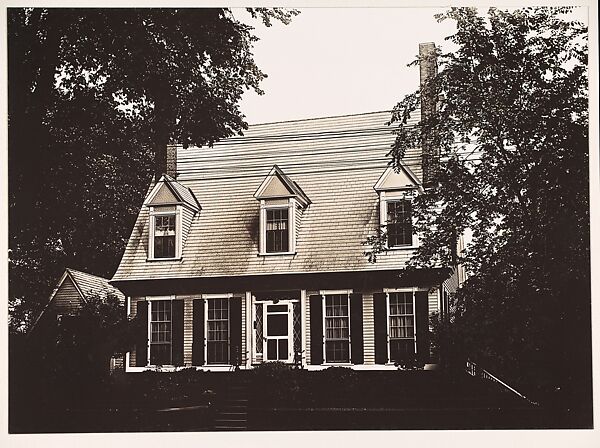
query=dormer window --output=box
[386,199,412,247]
[154,213,177,258]
[266,208,289,253]
[254,165,310,256]
[144,174,201,261]
[374,165,421,249]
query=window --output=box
[388,292,415,362]
[387,199,413,247]
[266,208,289,253]
[154,214,176,258]
[150,300,172,365]
[207,298,229,364]
[324,294,350,363]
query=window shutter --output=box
[192,299,205,366]
[309,294,323,365]
[373,292,388,364]
[415,291,429,364]
[172,299,184,366]
[230,296,243,366]
[350,293,364,364]
[135,301,148,367]
[192,299,204,366]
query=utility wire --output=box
[176,158,485,182]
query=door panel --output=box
[264,300,293,362]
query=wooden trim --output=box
[147,206,182,261]
[245,291,253,368]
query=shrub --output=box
[251,362,301,406]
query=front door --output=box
[264,301,293,362]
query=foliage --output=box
[251,362,302,405]
[40,292,130,384]
[8,8,298,333]
[385,7,589,406]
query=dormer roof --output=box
[145,174,201,212]
[254,165,311,207]
[374,163,421,192]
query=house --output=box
[29,268,126,371]
[111,42,462,372]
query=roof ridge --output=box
[65,267,109,280]
[246,110,394,127]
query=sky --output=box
[237,7,457,125]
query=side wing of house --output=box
[28,272,85,338]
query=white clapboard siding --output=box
[362,293,376,365]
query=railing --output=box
[466,359,539,406]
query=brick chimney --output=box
[419,42,438,187]
[155,144,178,180]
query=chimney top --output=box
[155,144,178,181]
[419,42,438,187]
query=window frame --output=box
[259,199,297,256]
[146,296,175,367]
[379,190,418,249]
[385,290,417,363]
[320,289,353,365]
[148,206,182,261]
[203,293,233,366]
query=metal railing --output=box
[466,359,539,406]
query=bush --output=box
[251,362,301,406]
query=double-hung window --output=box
[388,292,416,362]
[266,208,289,253]
[386,199,413,247]
[324,294,350,363]
[154,214,176,258]
[207,298,229,364]
[150,300,172,365]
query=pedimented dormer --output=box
[374,164,420,248]
[254,165,310,255]
[144,174,200,260]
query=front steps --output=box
[213,379,249,431]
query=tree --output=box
[386,7,589,408]
[8,8,298,332]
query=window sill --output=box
[258,251,297,257]
[385,245,418,251]
[146,257,182,262]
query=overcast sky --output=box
[237,7,457,124]
[237,6,590,125]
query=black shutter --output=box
[373,292,388,364]
[135,301,148,367]
[192,299,205,366]
[230,296,243,366]
[309,294,323,365]
[415,291,430,364]
[172,299,184,366]
[350,293,364,364]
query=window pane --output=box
[150,300,172,365]
[278,339,288,361]
[266,208,289,253]
[324,294,350,363]
[154,214,176,258]
[207,298,229,364]
[388,292,415,361]
[387,200,412,247]
[325,340,349,363]
[267,314,288,336]
[267,339,277,360]
[390,339,415,362]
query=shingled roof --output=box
[112,110,423,282]
[66,268,126,303]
